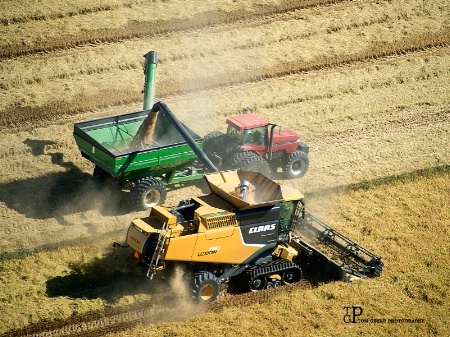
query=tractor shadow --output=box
[0,139,130,222]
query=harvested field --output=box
[0,0,448,336]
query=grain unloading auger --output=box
[117,170,383,303]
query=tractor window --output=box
[226,125,244,143]
[243,127,266,146]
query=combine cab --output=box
[120,170,383,303]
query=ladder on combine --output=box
[146,222,168,279]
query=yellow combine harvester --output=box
[120,170,383,303]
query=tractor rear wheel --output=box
[192,271,221,303]
[283,150,309,179]
[130,177,167,210]
[203,131,224,167]
[240,155,271,176]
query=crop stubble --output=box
[0,0,449,336]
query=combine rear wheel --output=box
[283,150,309,179]
[240,155,271,176]
[193,272,221,303]
[130,177,167,210]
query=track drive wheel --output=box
[239,155,271,176]
[281,268,302,285]
[192,271,221,303]
[249,275,267,292]
[283,150,309,179]
[130,177,167,210]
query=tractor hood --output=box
[203,170,303,210]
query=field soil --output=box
[0,0,448,336]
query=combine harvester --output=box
[119,169,383,303]
[73,51,310,210]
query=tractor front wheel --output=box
[192,272,221,303]
[130,177,167,210]
[240,155,271,176]
[284,151,309,179]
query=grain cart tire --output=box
[192,271,220,303]
[240,155,271,176]
[130,177,167,210]
[93,165,109,185]
[284,150,309,179]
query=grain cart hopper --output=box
[119,170,383,303]
[73,100,217,210]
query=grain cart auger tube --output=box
[119,170,383,303]
[203,111,310,179]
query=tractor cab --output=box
[225,113,301,154]
[226,113,269,148]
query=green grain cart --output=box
[73,52,217,210]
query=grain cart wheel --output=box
[240,155,271,176]
[283,150,309,179]
[130,178,167,210]
[92,165,109,185]
[192,272,220,303]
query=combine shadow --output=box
[0,139,129,222]
[45,248,162,302]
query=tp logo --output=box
[343,305,363,323]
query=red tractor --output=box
[203,112,309,179]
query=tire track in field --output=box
[0,0,347,59]
[1,281,311,337]
[2,2,389,92]
[310,107,450,149]
[0,31,448,134]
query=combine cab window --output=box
[279,201,297,233]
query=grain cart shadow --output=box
[45,248,163,301]
[0,139,129,222]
